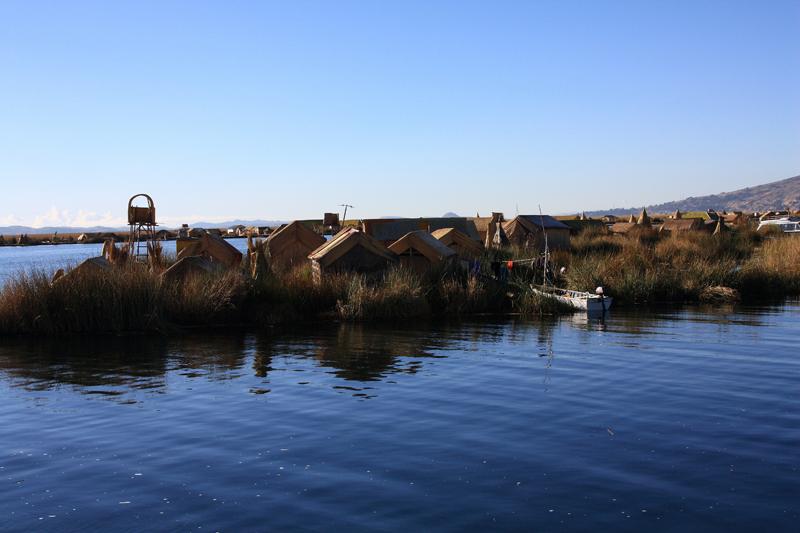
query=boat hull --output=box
[532,287,612,314]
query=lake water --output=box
[0,239,251,285]
[1,305,798,531]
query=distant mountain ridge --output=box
[4,175,798,234]
[0,220,289,236]
[588,174,800,216]
[0,225,124,235]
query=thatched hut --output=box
[430,227,484,258]
[267,220,326,270]
[659,218,705,234]
[388,231,457,273]
[637,208,651,226]
[362,217,480,246]
[177,232,242,268]
[502,215,571,250]
[609,222,640,235]
[557,218,607,236]
[722,211,746,226]
[308,228,397,281]
[161,256,223,283]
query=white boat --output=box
[757,217,800,234]
[529,207,612,314]
[532,285,613,314]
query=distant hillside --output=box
[588,174,800,216]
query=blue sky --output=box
[1,0,798,227]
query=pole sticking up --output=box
[339,204,354,225]
[539,205,549,286]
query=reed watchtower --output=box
[127,194,157,261]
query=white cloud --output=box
[0,214,21,225]
[30,206,127,228]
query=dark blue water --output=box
[0,305,798,531]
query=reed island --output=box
[1,203,798,336]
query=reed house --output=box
[502,215,571,250]
[387,230,457,273]
[267,220,326,270]
[308,228,397,281]
[430,227,484,258]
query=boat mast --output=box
[539,205,549,286]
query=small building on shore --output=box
[503,215,571,250]
[227,225,247,237]
[659,218,705,235]
[388,230,457,273]
[609,222,640,235]
[178,232,242,268]
[554,216,607,236]
[308,228,397,281]
[430,227,484,258]
[362,217,481,246]
[267,220,326,270]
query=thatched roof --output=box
[178,232,242,267]
[430,227,484,257]
[502,215,570,246]
[637,208,651,225]
[267,221,325,257]
[517,215,570,231]
[74,256,112,274]
[308,228,397,268]
[659,218,704,233]
[362,218,480,243]
[502,216,539,245]
[557,219,607,234]
[161,256,223,282]
[610,222,640,234]
[388,231,457,263]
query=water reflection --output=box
[0,336,171,394]
[1,303,798,531]
[0,303,791,403]
[0,323,458,400]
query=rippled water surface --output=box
[1,305,798,531]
